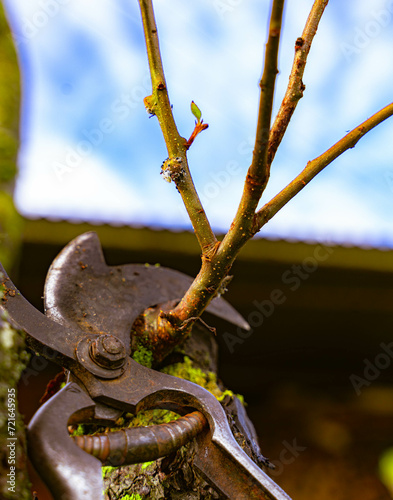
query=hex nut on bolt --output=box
[89,334,126,369]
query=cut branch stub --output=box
[131,300,185,365]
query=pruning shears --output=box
[0,232,291,500]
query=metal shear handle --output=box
[29,370,290,500]
[74,354,291,500]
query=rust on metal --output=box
[72,410,208,466]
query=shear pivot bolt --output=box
[89,334,126,369]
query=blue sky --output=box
[3,0,393,248]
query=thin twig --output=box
[268,0,329,166]
[255,102,393,229]
[138,0,217,254]
[219,0,285,257]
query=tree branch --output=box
[138,0,217,254]
[268,0,329,166]
[167,0,286,328]
[218,0,285,259]
[255,102,393,229]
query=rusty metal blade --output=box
[0,264,81,369]
[194,427,290,500]
[43,232,250,350]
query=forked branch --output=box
[136,0,393,362]
[167,0,286,329]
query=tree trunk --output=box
[0,315,31,499]
[0,3,30,499]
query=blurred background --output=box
[3,0,393,246]
[1,0,393,498]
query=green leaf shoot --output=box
[191,101,202,122]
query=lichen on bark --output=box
[0,311,31,499]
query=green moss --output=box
[0,5,28,498]
[132,344,153,369]
[217,389,245,405]
[0,17,20,139]
[0,1,20,186]
[217,389,235,401]
[101,356,236,498]
[127,408,179,428]
[0,314,31,499]
[161,356,223,398]
[141,461,154,470]
[70,424,88,436]
[237,392,245,405]
[102,465,118,479]
[379,447,393,495]
[118,356,203,427]
[0,312,29,372]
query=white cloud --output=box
[14,135,147,222]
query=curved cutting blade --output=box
[44,232,249,352]
[0,264,83,369]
